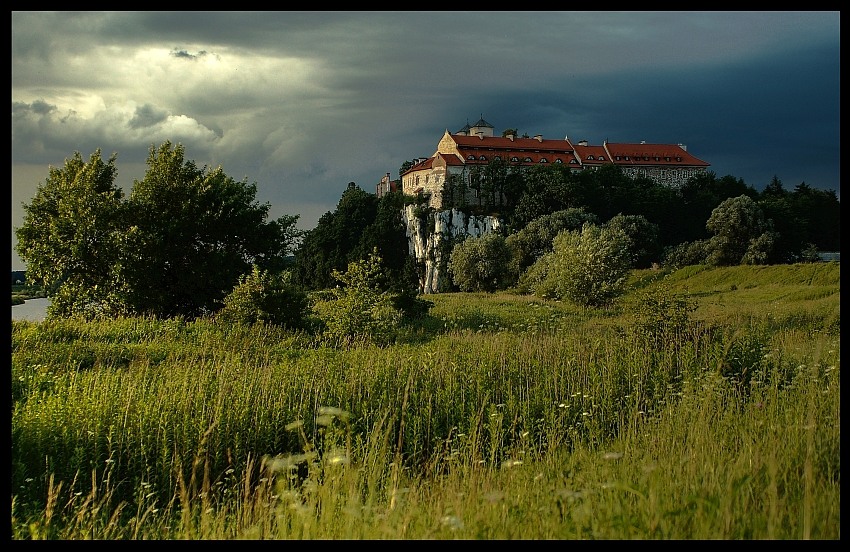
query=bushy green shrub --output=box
[505,208,598,285]
[217,266,308,329]
[525,223,632,307]
[448,233,512,292]
[311,250,404,347]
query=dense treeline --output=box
[15,141,839,322]
[291,162,839,295]
[439,162,840,258]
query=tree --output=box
[293,184,379,290]
[18,142,302,320]
[217,266,308,329]
[14,150,128,318]
[704,195,776,266]
[311,250,404,347]
[122,141,301,318]
[448,233,512,292]
[602,213,661,268]
[525,222,632,307]
[511,163,574,227]
[505,207,598,284]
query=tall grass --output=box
[10,263,840,539]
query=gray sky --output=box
[11,11,840,270]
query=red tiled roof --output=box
[400,133,710,176]
[604,142,710,167]
[452,134,574,152]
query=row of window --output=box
[613,155,682,162]
[465,153,684,164]
[466,154,571,164]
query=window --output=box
[479,155,487,161]
[625,156,630,160]
[598,156,605,161]
[665,157,671,162]
[467,155,475,160]
[511,156,519,162]
[587,155,594,160]
[555,158,563,163]
[540,158,548,163]
[615,156,621,161]
[494,155,501,161]
[569,159,577,164]
[524,157,532,162]
[676,157,682,162]
[654,156,660,161]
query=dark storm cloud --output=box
[11,11,840,270]
[128,104,169,130]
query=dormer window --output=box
[625,156,630,160]
[479,155,487,161]
[587,155,594,160]
[511,156,519,162]
[539,158,548,163]
[555,158,563,163]
[598,156,605,161]
[665,157,671,162]
[654,156,660,161]
[467,155,475,161]
[569,159,577,164]
[676,157,682,162]
[615,156,621,161]
[523,157,532,162]
[494,155,501,161]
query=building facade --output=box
[400,117,711,209]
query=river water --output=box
[11,297,50,322]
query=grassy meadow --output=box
[10,263,840,539]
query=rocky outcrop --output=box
[402,205,502,294]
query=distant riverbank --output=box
[11,297,49,322]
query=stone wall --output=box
[402,205,501,294]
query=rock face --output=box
[402,205,502,294]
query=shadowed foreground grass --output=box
[10,263,840,539]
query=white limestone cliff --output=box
[402,205,502,294]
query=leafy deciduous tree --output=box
[448,232,512,293]
[15,150,127,318]
[123,141,301,318]
[704,195,776,266]
[525,222,632,307]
